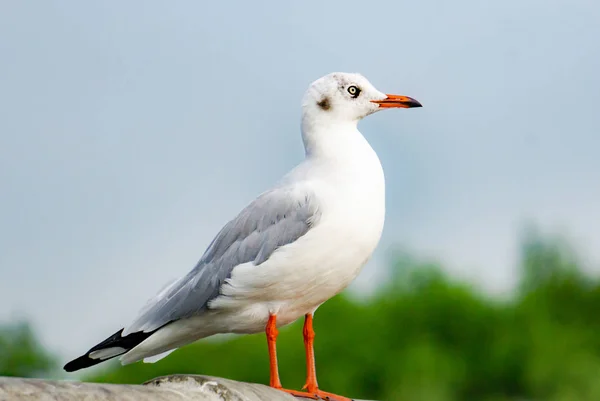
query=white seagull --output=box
[64,72,422,400]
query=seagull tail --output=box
[63,327,159,372]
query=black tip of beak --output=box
[405,98,423,108]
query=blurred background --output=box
[1,1,599,400]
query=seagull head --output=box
[302,72,422,124]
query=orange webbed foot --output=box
[274,387,353,401]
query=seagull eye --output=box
[347,85,361,98]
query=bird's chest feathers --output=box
[326,150,385,244]
[311,155,386,280]
[327,186,384,260]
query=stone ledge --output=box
[0,374,378,401]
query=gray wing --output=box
[123,187,320,335]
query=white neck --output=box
[301,115,365,160]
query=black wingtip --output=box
[63,326,163,373]
[64,354,104,372]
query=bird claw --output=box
[312,390,353,401]
[276,388,353,401]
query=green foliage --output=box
[3,231,600,401]
[0,321,57,378]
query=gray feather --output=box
[123,187,320,335]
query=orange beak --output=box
[371,94,422,109]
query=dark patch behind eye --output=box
[317,96,331,111]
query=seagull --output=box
[64,72,422,400]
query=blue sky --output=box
[1,1,599,359]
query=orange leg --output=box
[267,313,352,401]
[266,314,283,388]
[302,313,318,392]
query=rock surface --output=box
[0,374,377,401]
